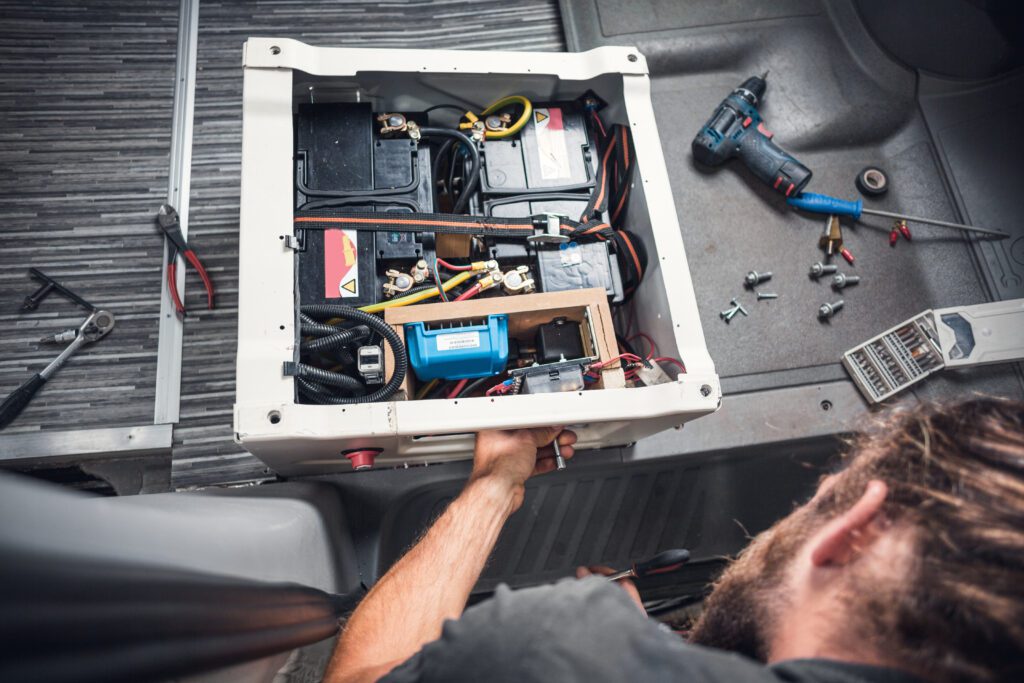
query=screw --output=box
[757,292,778,300]
[818,300,845,320]
[719,307,738,319]
[744,270,772,287]
[832,273,860,290]
[809,262,837,279]
[552,437,567,471]
[730,298,749,316]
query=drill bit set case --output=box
[234,40,720,475]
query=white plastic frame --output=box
[234,39,720,475]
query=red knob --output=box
[345,450,378,470]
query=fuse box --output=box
[235,40,720,475]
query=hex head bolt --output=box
[831,273,860,290]
[745,270,772,287]
[809,262,837,279]
[818,300,844,320]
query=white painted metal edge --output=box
[154,0,199,425]
[242,38,649,77]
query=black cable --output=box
[424,103,468,114]
[300,325,370,353]
[299,305,407,404]
[431,138,455,210]
[418,127,479,214]
[300,313,339,337]
[289,363,366,395]
[456,376,491,398]
[447,145,461,211]
[296,377,360,404]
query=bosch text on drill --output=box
[691,72,812,197]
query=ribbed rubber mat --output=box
[332,444,832,592]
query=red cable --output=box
[436,257,473,272]
[654,357,687,373]
[454,284,482,301]
[627,333,657,360]
[591,109,607,139]
[448,379,469,399]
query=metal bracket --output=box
[528,214,570,244]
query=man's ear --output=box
[809,480,888,567]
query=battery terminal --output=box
[501,266,535,295]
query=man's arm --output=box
[325,427,577,683]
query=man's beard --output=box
[689,508,817,661]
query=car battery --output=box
[534,241,624,303]
[479,102,595,195]
[294,102,433,212]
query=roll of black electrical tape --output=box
[856,166,889,196]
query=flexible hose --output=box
[300,313,338,337]
[300,324,370,353]
[290,363,366,395]
[299,305,407,404]
[296,377,358,404]
[419,127,479,214]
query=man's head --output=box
[690,398,1024,683]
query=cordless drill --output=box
[691,73,812,197]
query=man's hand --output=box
[576,566,645,613]
[471,428,577,510]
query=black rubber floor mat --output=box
[325,443,833,594]
[560,0,1021,396]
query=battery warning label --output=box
[534,107,571,180]
[324,229,359,298]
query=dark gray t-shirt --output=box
[382,577,922,683]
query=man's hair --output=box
[818,398,1024,683]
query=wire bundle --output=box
[293,305,407,405]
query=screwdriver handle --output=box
[786,192,862,220]
[632,548,691,579]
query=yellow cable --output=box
[459,96,533,139]
[415,378,439,400]
[358,271,474,314]
[480,95,532,139]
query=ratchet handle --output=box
[633,548,691,579]
[0,373,47,430]
[787,192,863,220]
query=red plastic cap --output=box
[345,450,378,470]
[840,247,855,264]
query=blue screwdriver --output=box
[787,192,1008,239]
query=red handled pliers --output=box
[157,204,214,316]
